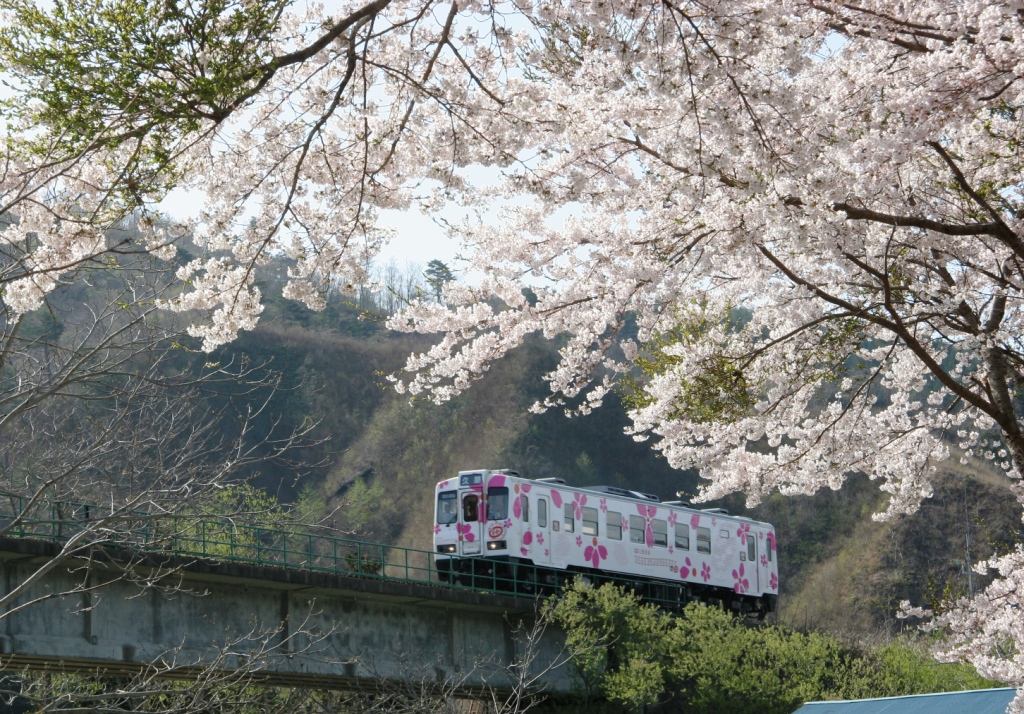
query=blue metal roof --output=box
[793,688,1017,714]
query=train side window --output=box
[564,503,575,533]
[607,511,622,540]
[463,494,479,523]
[538,498,547,527]
[767,537,773,562]
[696,527,711,554]
[582,507,599,536]
[674,523,690,550]
[629,515,645,544]
[522,495,530,523]
[488,487,509,521]
[747,535,756,562]
[652,519,668,547]
[437,491,458,525]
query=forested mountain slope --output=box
[215,286,1022,638]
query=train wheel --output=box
[754,598,768,621]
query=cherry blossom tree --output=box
[6,0,1024,704]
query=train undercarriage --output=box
[435,555,777,619]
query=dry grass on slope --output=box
[776,451,1021,639]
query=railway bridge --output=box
[0,527,575,696]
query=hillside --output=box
[213,286,1023,638]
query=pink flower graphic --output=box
[599,498,608,512]
[513,482,532,518]
[636,504,657,547]
[521,547,529,556]
[523,531,533,545]
[761,554,768,567]
[681,557,695,580]
[575,535,583,547]
[732,563,749,593]
[584,537,608,568]
[488,474,506,489]
[537,532,545,545]
[503,518,513,529]
[758,531,764,540]
[690,513,701,530]
[700,562,711,582]
[621,516,629,533]
[572,492,588,519]
[456,523,475,542]
[769,572,778,590]
[550,490,563,508]
[711,517,717,526]
[439,480,450,489]
[668,545,674,554]
[434,524,441,534]
[667,510,678,526]
[737,523,751,543]
[544,548,549,557]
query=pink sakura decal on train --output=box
[572,492,587,519]
[513,482,531,518]
[733,563,749,594]
[455,523,475,541]
[636,503,657,548]
[585,538,608,569]
[737,523,750,543]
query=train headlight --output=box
[437,544,457,553]
[487,540,507,551]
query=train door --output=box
[459,489,483,556]
[747,530,761,593]
[535,496,551,565]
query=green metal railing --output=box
[0,494,695,611]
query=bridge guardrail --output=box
[0,494,692,611]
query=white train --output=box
[433,469,778,617]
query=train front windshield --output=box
[437,491,458,524]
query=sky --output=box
[159,185,468,275]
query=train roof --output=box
[444,470,773,528]
[571,483,769,526]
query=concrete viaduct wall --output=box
[0,538,573,694]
